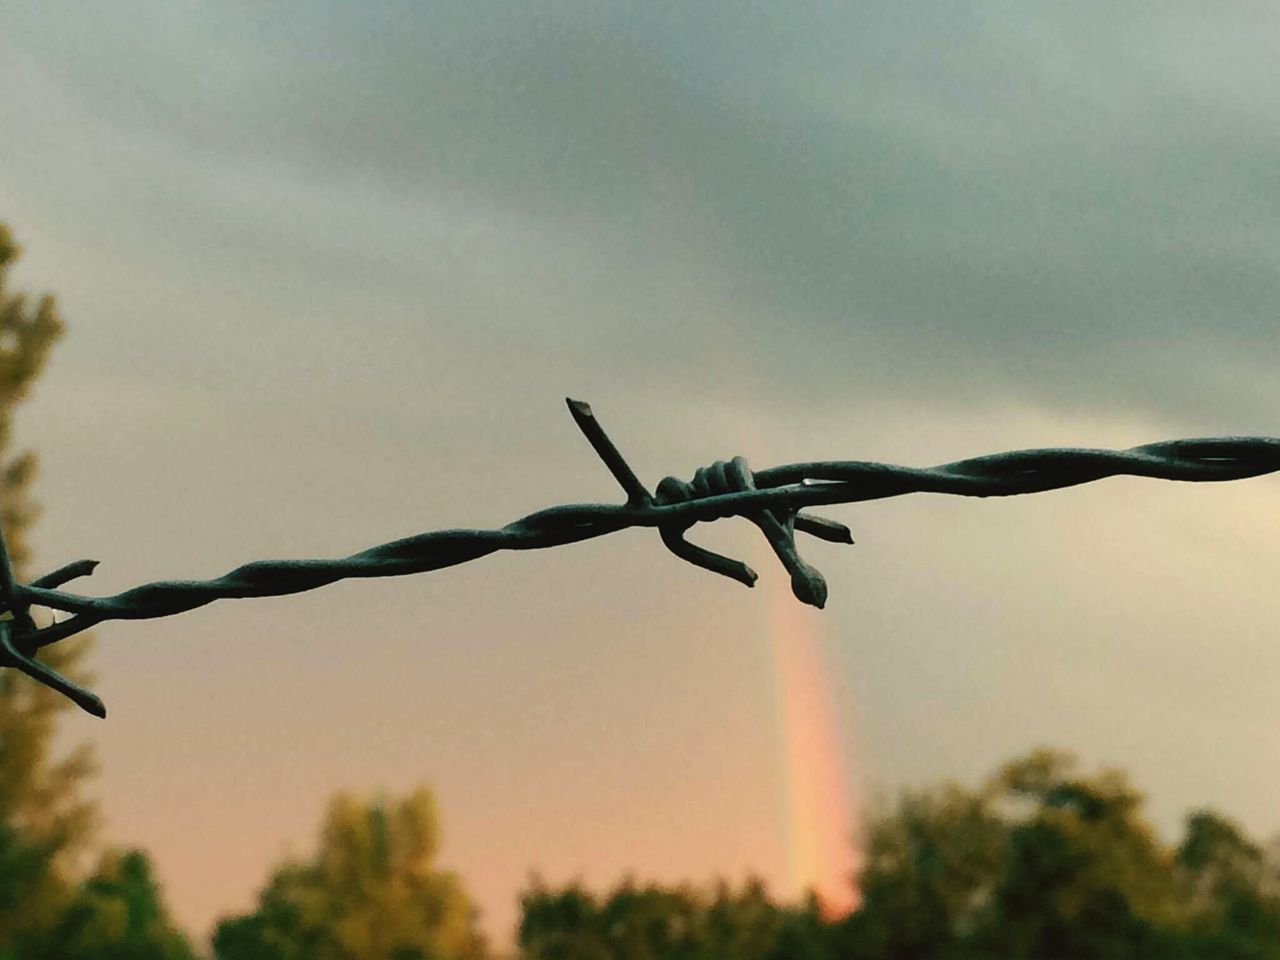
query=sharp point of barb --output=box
[0,621,106,718]
[32,558,100,589]
[791,570,828,609]
[794,513,854,545]
[566,397,651,505]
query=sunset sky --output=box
[2,2,1279,949]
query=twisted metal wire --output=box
[2,397,1278,718]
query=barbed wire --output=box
[2,397,1278,718]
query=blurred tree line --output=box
[0,224,196,959]
[509,750,1280,959]
[212,748,1280,960]
[5,219,1280,959]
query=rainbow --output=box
[769,586,860,917]
[716,406,861,915]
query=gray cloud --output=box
[4,3,1278,423]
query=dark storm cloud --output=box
[6,2,1278,428]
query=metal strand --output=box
[2,400,1277,717]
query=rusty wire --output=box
[2,397,1278,718]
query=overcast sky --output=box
[3,2,1279,949]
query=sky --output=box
[2,0,1279,949]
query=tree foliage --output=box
[1175,809,1280,958]
[516,875,830,960]
[0,221,194,960]
[840,748,1280,960]
[0,221,98,955]
[213,787,488,960]
[27,848,196,960]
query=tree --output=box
[0,222,98,955]
[1175,809,1280,958]
[970,749,1184,958]
[841,749,1198,959]
[517,880,611,960]
[838,779,1005,959]
[213,786,489,960]
[516,874,830,960]
[30,848,196,960]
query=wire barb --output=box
[651,455,841,607]
[3,400,1279,718]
